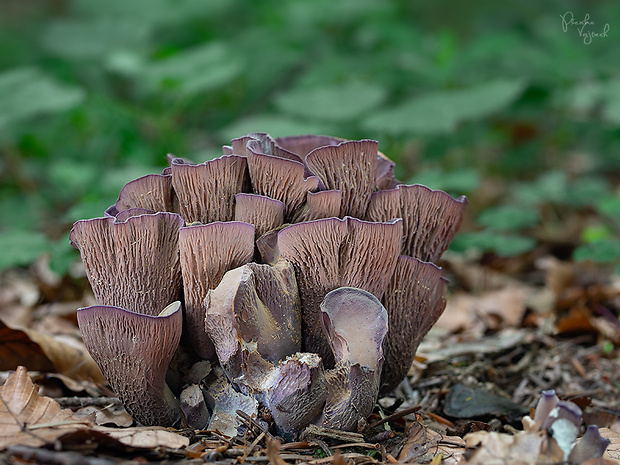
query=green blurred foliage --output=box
[0,0,619,273]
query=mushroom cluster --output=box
[71,133,467,435]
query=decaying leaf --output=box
[399,422,466,464]
[0,320,55,372]
[0,319,104,383]
[0,367,189,451]
[436,287,527,335]
[0,366,89,449]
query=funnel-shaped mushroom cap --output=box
[291,190,342,223]
[77,301,183,427]
[321,287,388,368]
[170,155,250,224]
[543,401,583,461]
[319,287,388,431]
[568,425,610,463]
[205,260,301,381]
[234,193,285,238]
[114,173,176,213]
[275,135,344,158]
[305,140,378,218]
[533,389,559,429]
[366,184,468,262]
[276,217,402,364]
[179,222,255,360]
[69,212,184,316]
[243,133,306,164]
[380,256,448,394]
[244,139,321,220]
[375,152,396,190]
[265,353,326,434]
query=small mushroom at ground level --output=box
[568,425,610,464]
[276,217,401,365]
[366,184,468,262]
[179,222,255,361]
[319,287,388,431]
[76,301,183,427]
[234,193,285,239]
[69,212,184,316]
[170,155,250,224]
[380,256,448,394]
[305,140,378,218]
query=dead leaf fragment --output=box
[93,425,189,449]
[0,366,89,449]
[0,320,54,372]
[0,319,104,383]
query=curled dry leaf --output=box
[0,366,89,449]
[0,320,104,383]
[0,367,189,451]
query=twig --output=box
[242,431,266,462]
[368,405,421,428]
[7,445,116,465]
[236,409,275,441]
[54,397,121,408]
[302,424,365,443]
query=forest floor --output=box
[0,249,618,464]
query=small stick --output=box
[368,405,421,428]
[54,397,121,408]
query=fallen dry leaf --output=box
[399,422,465,464]
[436,287,527,335]
[0,366,189,451]
[600,428,620,461]
[23,327,104,383]
[0,318,104,383]
[266,438,289,465]
[0,320,55,372]
[94,426,189,449]
[0,366,89,449]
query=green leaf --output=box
[140,42,243,96]
[0,68,85,129]
[42,18,150,60]
[70,0,231,26]
[0,231,50,270]
[363,79,525,135]
[596,195,620,220]
[63,199,114,223]
[514,171,568,206]
[581,225,611,243]
[274,81,387,122]
[409,168,479,195]
[573,239,620,264]
[450,230,536,257]
[477,206,539,231]
[564,176,610,207]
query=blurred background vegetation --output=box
[1,0,619,275]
